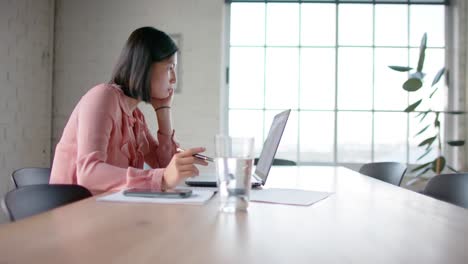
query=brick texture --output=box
[0,0,53,223]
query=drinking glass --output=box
[215,135,254,213]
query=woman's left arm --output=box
[144,90,179,168]
[154,105,173,136]
[146,107,179,167]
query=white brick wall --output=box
[0,0,54,223]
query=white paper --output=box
[97,189,215,205]
[250,188,332,206]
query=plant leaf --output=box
[416,167,432,177]
[417,148,432,161]
[417,33,427,72]
[404,99,422,112]
[388,66,413,72]
[418,136,437,148]
[416,111,425,118]
[429,87,439,98]
[420,110,430,122]
[447,140,465,146]
[415,124,430,137]
[432,67,445,86]
[434,112,440,128]
[432,156,446,174]
[447,165,458,173]
[411,161,433,173]
[403,78,423,92]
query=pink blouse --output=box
[50,83,178,194]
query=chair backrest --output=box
[12,167,51,188]
[359,162,407,186]
[254,158,296,166]
[423,173,468,209]
[2,184,92,221]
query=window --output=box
[226,1,447,166]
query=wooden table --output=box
[0,166,467,264]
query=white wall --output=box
[0,0,54,223]
[53,0,226,160]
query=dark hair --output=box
[111,27,178,102]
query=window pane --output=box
[408,112,440,164]
[230,3,265,46]
[409,48,446,111]
[265,48,299,109]
[301,4,336,46]
[265,110,298,161]
[229,47,265,109]
[228,2,446,166]
[409,5,445,47]
[300,111,334,162]
[338,4,373,46]
[337,48,373,110]
[300,48,335,110]
[375,5,408,46]
[229,110,265,156]
[374,112,407,162]
[337,112,372,163]
[266,3,299,46]
[374,48,409,111]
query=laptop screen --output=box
[254,109,291,185]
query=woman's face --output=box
[150,53,177,99]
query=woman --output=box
[50,27,207,194]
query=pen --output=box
[193,153,214,162]
[177,148,214,162]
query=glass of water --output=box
[215,135,254,213]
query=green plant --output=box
[389,33,465,180]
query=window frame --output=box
[224,0,459,170]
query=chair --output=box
[2,184,92,221]
[422,173,468,209]
[254,158,296,166]
[359,162,407,186]
[11,167,51,188]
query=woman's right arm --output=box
[74,88,164,193]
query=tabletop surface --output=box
[0,166,467,264]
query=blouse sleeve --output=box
[74,88,165,193]
[142,118,179,169]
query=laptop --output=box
[185,109,291,188]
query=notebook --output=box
[185,109,291,188]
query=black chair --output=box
[2,184,92,221]
[359,162,407,186]
[422,173,468,209]
[254,158,296,166]
[11,167,51,188]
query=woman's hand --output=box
[151,88,174,109]
[162,147,209,189]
